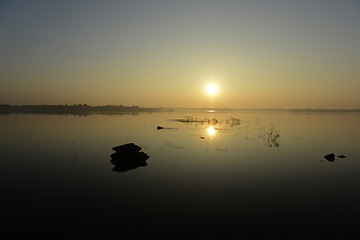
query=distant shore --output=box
[0,104,172,115]
[1,104,359,115]
[172,107,360,113]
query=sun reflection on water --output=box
[207,126,216,136]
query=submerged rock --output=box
[324,153,335,162]
[111,143,149,172]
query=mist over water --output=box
[1,110,360,237]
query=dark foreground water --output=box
[1,110,360,238]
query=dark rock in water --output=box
[111,151,149,162]
[324,153,335,162]
[111,143,149,172]
[338,154,346,158]
[112,143,141,153]
[157,126,163,130]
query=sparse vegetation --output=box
[257,122,280,148]
[174,116,241,126]
[225,117,241,126]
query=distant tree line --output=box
[0,104,167,115]
[289,108,360,113]
[235,108,360,113]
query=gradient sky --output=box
[1,0,359,108]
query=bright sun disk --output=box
[207,84,217,95]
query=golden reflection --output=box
[207,126,216,136]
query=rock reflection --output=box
[110,143,149,172]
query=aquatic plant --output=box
[174,116,240,126]
[258,122,280,148]
[226,117,241,126]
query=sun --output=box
[207,84,217,95]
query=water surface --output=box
[1,110,360,237]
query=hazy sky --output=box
[1,0,359,108]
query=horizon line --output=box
[1,104,359,112]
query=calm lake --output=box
[1,110,360,237]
